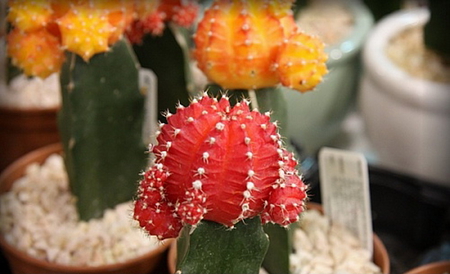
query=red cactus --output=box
[133,94,308,240]
[125,0,199,44]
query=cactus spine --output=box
[59,38,147,220]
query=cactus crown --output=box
[133,93,308,240]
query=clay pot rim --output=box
[405,260,450,274]
[167,202,390,274]
[0,105,60,114]
[0,236,172,273]
[0,143,172,272]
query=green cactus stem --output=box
[132,25,192,123]
[58,38,147,221]
[176,217,270,274]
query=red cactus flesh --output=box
[133,93,308,240]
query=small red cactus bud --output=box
[133,93,308,240]
[125,0,199,43]
[158,0,199,28]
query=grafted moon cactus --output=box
[193,0,328,93]
[133,93,308,240]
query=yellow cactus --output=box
[7,0,52,32]
[277,31,328,92]
[7,28,65,78]
[57,6,114,61]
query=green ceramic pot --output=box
[284,0,373,157]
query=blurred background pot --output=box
[285,0,374,157]
[0,106,60,172]
[358,8,450,187]
[0,144,170,274]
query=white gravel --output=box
[0,154,161,267]
[386,24,450,83]
[290,208,382,274]
[0,73,61,109]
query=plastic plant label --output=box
[318,147,373,255]
[139,68,158,147]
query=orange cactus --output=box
[277,31,328,92]
[7,0,198,78]
[57,7,114,61]
[7,28,65,78]
[7,0,53,32]
[194,0,328,93]
[194,0,287,90]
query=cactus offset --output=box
[7,28,65,78]
[7,0,52,32]
[277,30,328,92]
[133,93,308,239]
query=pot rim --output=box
[0,105,60,114]
[405,260,450,274]
[362,8,450,114]
[0,143,172,273]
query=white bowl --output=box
[359,8,450,186]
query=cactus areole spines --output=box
[133,93,308,240]
[59,38,147,221]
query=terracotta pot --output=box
[405,260,450,274]
[0,106,60,172]
[167,202,390,274]
[0,143,171,274]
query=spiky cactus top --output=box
[193,0,328,92]
[133,93,308,240]
[7,0,198,78]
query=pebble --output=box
[290,209,382,274]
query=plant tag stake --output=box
[319,147,373,256]
[140,68,158,147]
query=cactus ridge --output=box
[134,93,308,240]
